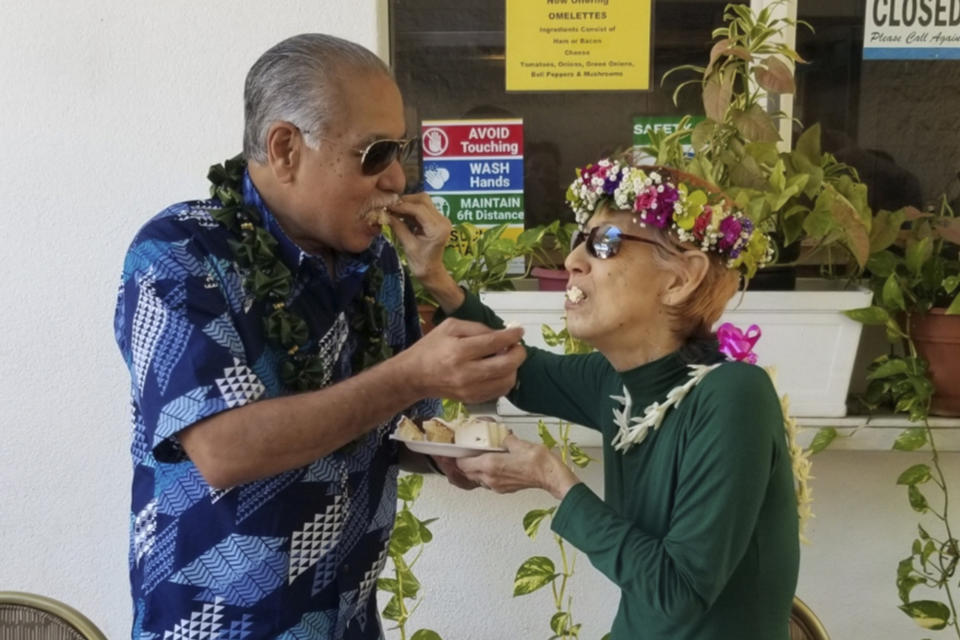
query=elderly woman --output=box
[389,157,800,639]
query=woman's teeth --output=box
[565,286,586,303]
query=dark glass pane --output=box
[797,0,960,211]
[390,0,736,227]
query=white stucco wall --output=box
[0,2,385,637]
[2,2,958,639]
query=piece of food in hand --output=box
[453,416,508,448]
[395,416,425,441]
[361,206,393,226]
[422,418,455,444]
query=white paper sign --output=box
[863,0,960,59]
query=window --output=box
[390,0,960,224]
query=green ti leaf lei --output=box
[207,154,393,393]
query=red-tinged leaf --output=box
[703,67,735,122]
[903,205,931,221]
[830,189,871,267]
[754,56,796,94]
[934,217,960,245]
[732,104,780,143]
[706,38,732,73]
[690,119,717,151]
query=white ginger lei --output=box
[610,363,721,453]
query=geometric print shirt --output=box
[114,171,439,639]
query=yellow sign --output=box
[505,0,652,91]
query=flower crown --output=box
[566,159,773,276]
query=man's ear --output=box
[661,250,710,307]
[264,122,301,184]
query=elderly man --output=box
[114,33,524,639]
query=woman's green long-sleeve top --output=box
[448,293,800,639]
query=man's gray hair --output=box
[243,33,390,163]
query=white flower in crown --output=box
[564,158,774,278]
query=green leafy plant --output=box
[441,221,565,294]
[652,2,873,271]
[513,420,596,640]
[378,474,444,640]
[840,196,960,636]
[512,323,595,639]
[382,216,574,637]
[530,221,580,271]
[847,198,960,419]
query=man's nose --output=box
[377,157,407,193]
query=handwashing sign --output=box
[420,119,525,238]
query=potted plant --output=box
[837,195,960,636]
[650,1,873,285]
[388,221,545,331]
[847,197,960,417]
[529,220,578,291]
[406,221,560,330]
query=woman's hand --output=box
[456,434,581,500]
[431,455,484,490]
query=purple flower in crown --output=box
[718,216,743,252]
[649,205,672,228]
[727,216,754,258]
[603,171,623,195]
[658,183,680,209]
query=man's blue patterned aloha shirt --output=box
[114,171,438,639]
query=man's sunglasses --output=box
[570,224,667,259]
[295,124,417,176]
[356,137,418,175]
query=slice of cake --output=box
[422,418,455,444]
[395,416,424,441]
[453,416,508,448]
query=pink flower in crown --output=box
[580,163,607,185]
[634,186,658,213]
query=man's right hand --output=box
[398,318,525,404]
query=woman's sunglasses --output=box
[570,223,667,259]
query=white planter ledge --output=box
[482,278,872,419]
[477,410,960,452]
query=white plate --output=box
[389,434,506,458]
